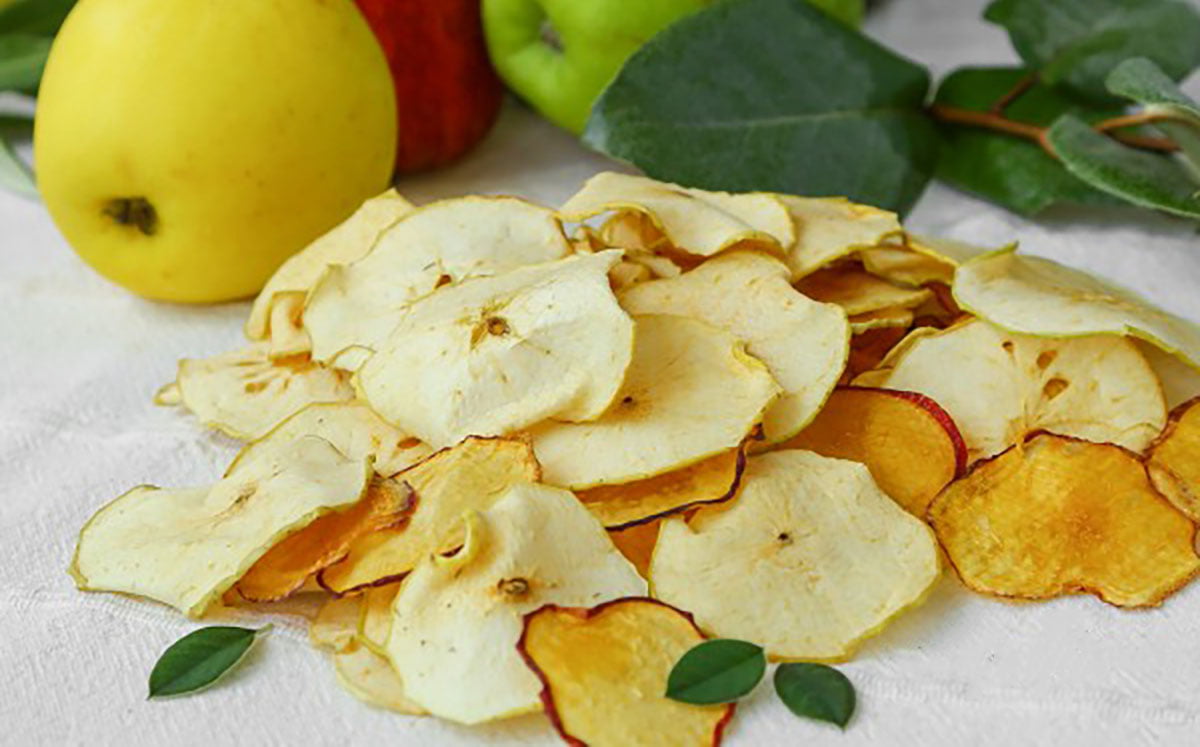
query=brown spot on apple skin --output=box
[102,197,158,236]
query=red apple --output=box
[355,0,505,173]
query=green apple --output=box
[482,0,713,134]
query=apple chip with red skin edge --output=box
[774,387,966,517]
[777,195,902,280]
[1147,398,1200,521]
[519,598,735,747]
[929,433,1200,608]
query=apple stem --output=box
[103,197,158,236]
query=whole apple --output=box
[356,0,505,173]
[482,0,713,134]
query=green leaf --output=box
[1047,114,1200,220]
[148,626,268,699]
[0,0,77,36]
[584,0,939,215]
[665,639,766,705]
[983,0,1200,102]
[1106,57,1200,179]
[774,662,856,728]
[0,33,51,91]
[0,131,35,197]
[805,0,864,27]
[933,67,1120,215]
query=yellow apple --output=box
[34,0,398,303]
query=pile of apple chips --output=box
[73,172,1200,744]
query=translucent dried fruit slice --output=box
[777,195,902,280]
[153,381,182,406]
[266,291,311,359]
[246,189,414,340]
[1138,340,1200,409]
[228,402,432,478]
[774,388,966,516]
[609,521,662,579]
[519,599,734,747]
[70,436,372,617]
[334,640,425,715]
[904,233,1004,267]
[858,245,955,287]
[954,247,1200,369]
[386,484,645,724]
[358,583,400,654]
[929,434,1200,608]
[865,318,1166,461]
[848,306,914,334]
[319,436,540,594]
[311,595,362,653]
[304,196,570,365]
[235,478,414,602]
[175,343,354,440]
[619,251,848,443]
[650,450,940,661]
[359,252,634,448]
[578,448,745,530]
[1147,398,1200,521]
[560,172,794,257]
[796,265,932,316]
[531,315,780,489]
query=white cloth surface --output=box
[4,1,1200,744]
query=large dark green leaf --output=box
[0,0,77,36]
[774,663,856,728]
[1106,57,1200,176]
[665,639,766,705]
[148,626,268,699]
[934,67,1119,215]
[984,0,1200,102]
[0,33,51,91]
[585,0,938,215]
[806,0,864,26]
[1047,114,1200,220]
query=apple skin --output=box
[483,0,712,134]
[356,0,505,173]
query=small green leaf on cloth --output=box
[148,626,269,699]
[665,638,766,705]
[774,662,856,728]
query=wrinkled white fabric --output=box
[4,1,1200,744]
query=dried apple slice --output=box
[777,195,902,280]
[578,448,745,530]
[929,434,1200,608]
[650,450,940,661]
[311,595,362,653]
[334,640,425,715]
[864,318,1167,461]
[246,189,414,340]
[953,247,1200,369]
[531,314,780,489]
[228,401,432,478]
[70,435,372,617]
[560,172,794,257]
[1138,340,1200,409]
[319,436,540,594]
[519,599,735,747]
[848,306,915,334]
[304,196,571,365]
[775,388,966,516]
[174,343,354,440]
[358,583,400,654]
[235,478,414,602]
[619,251,848,443]
[1147,398,1200,521]
[795,265,932,316]
[858,245,955,287]
[266,291,311,360]
[609,259,653,291]
[843,326,910,382]
[385,483,646,724]
[358,251,634,448]
[905,233,1003,266]
[609,521,663,579]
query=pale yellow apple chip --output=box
[153,381,182,406]
[905,233,1004,266]
[531,314,780,489]
[777,195,902,280]
[228,402,432,478]
[577,448,745,530]
[311,595,363,653]
[598,213,687,277]
[864,318,1166,462]
[385,483,646,725]
[954,246,1200,369]
[1138,340,1200,409]
[609,259,653,291]
[173,343,354,440]
[319,436,540,594]
[650,450,940,661]
[266,291,310,360]
[334,640,425,715]
[246,189,414,340]
[304,196,570,365]
[1147,398,1200,521]
[930,434,1200,608]
[519,599,735,747]
[795,265,932,316]
[858,245,955,287]
[70,435,372,617]
[619,251,848,443]
[359,252,634,447]
[358,583,400,654]
[848,306,915,334]
[560,172,794,257]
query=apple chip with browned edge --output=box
[775,387,966,517]
[1147,398,1200,521]
[71,435,372,617]
[651,450,940,661]
[385,484,645,724]
[519,599,735,747]
[319,436,539,594]
[929,434,1200,608]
